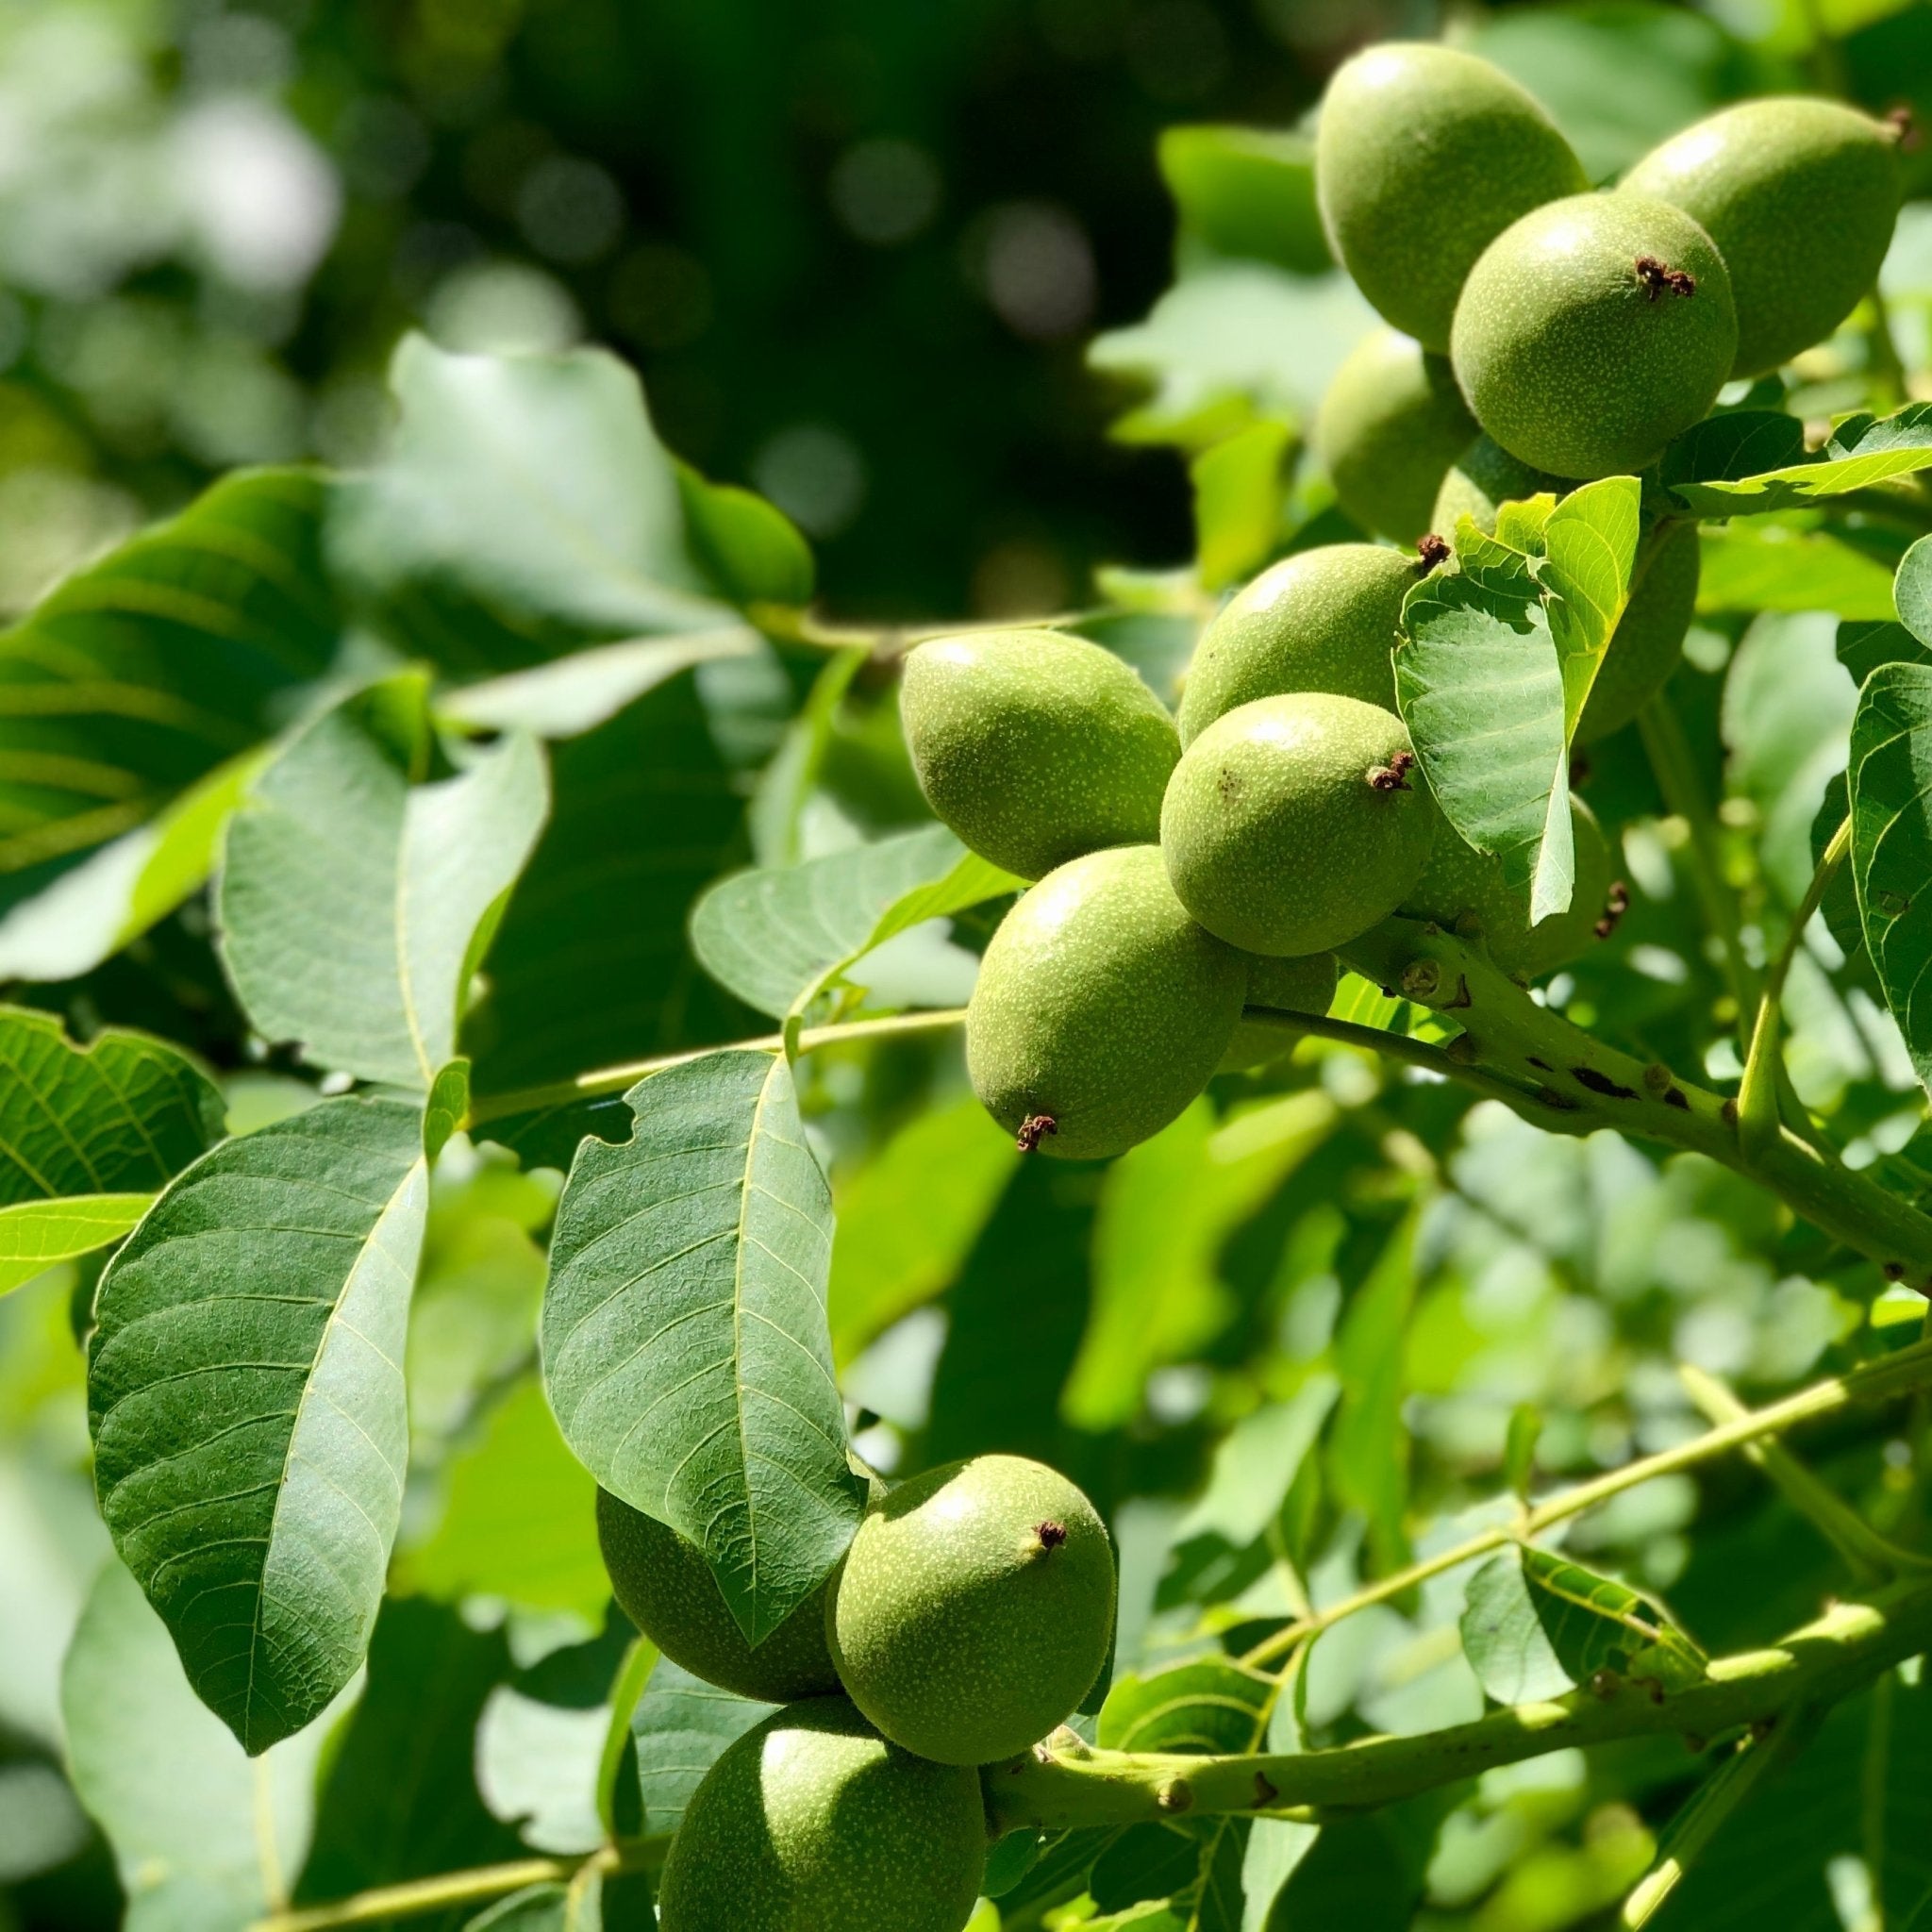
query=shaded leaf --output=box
[294,1598,523,1918]
[827,1092,1015,1364]
[0,469,338,921]
[690,823,1016,1019]
[1329,1213,1420,1576]
[1666,403,1932,516]
[1895,532,1932,651]
[219,677,548,1091]
[674,460,814,608]
[1191,420,1293,591]
[1839,618,1929,684]
[88,1096,430,1751]
[1099,1655,1274,1756]
[540,1048,862,1643]
[1158,125,1329,275]
[1849,662,1932,1095]
[467,673,751,1107]
[1659,411,1807,494]
[628,1654,773,1838]
[61,1561,341,1932]
[1460,1544,1706,1706]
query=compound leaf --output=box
[88,1095,430,1752]
[1849,661,1932,1097]
[540,1048,863,1644]
[219,677,548,1091]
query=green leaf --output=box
[1503,1406,1542,1502]
[1158,125,1330,275]
[674,460,815,608]
[88,1095,430,1752]
[0,1005,224,1209]
[1839,618,1929,685]
[0,1193,152,1297]
[1659,411,1807,495]
[1396,549,1574,924]
[827,1092,1015,1364]
[1851,662,1932,1098]
[395,1375,607,1621]
[1065,1093,1335,1431]
[0,1005,223,1292]
[467,673,751,1106]
[1666,402,1932,516]
[61,1561,342,1932]
[219,676,549,1091]
[1177,1375,1340,1548]
[1191,421,1293,591]
[628,1655,774,1838]
[0,468,339,921]
[1656,1673,1932,1930]
[425,1060,471,1161]
[1329,1213,1420,1577]
[1098,1655,1274,1756]
[1089,264,1374,449]
[1893,532,1932,649]
[540,1048,862,1643]
[0,744,268,982]
[294,1598,523,1907]
[690,824,1016,1020]
[1539,478,1641,739]
[437,627,758,741]
[330,336,734,668]
[1460,1544,1706,1706]
[1698,521,1901,620]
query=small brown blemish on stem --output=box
[1721,1099,1740,1127]
[1252,1771,1279,1808]
[1400,958,1441,1001]
[1885,1262,1907,1282]
[1572,1066,1639,1101]
[1595,880,1630,941]
[1157,1777,1194,1814]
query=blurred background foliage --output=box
[9,2,1932,1930]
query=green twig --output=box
[1678,1360,1930,1586]
[248,1841,666,1932]
[1337,918,1932,1290]
[986,1586,1932,1834]
[1737,815,1851,1161]
[463,1007,969,1128]
[1241,1330,1932,1672]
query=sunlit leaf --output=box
[1697,521,1902,620]
[88,1096,429,1751]
[0,1193,152,1298]
[1850,661,1932,1097]
[1666,404,1932,516]
[219,676,548,1091]
[1158,125,1329,275]
[540,1048,862,1643]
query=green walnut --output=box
[600,1482,882,1704]
[1222,950,1341,1071]
[1450,193,1737,480]
[965,843,1245,1160]
[1177,544,1416,744]
[1404,796,1614,979]
[1576,520,1700,742]
[1431,445,1700,742]
[654,1697,985,1932]
[900,629,1179,880]
[1315,42,1588,351]
[1621,97,1901,378]
[1315,328,1477,543]
[1431,434,1564,539]
[827,1454,1115,1766]
[1161,692,1438,957]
